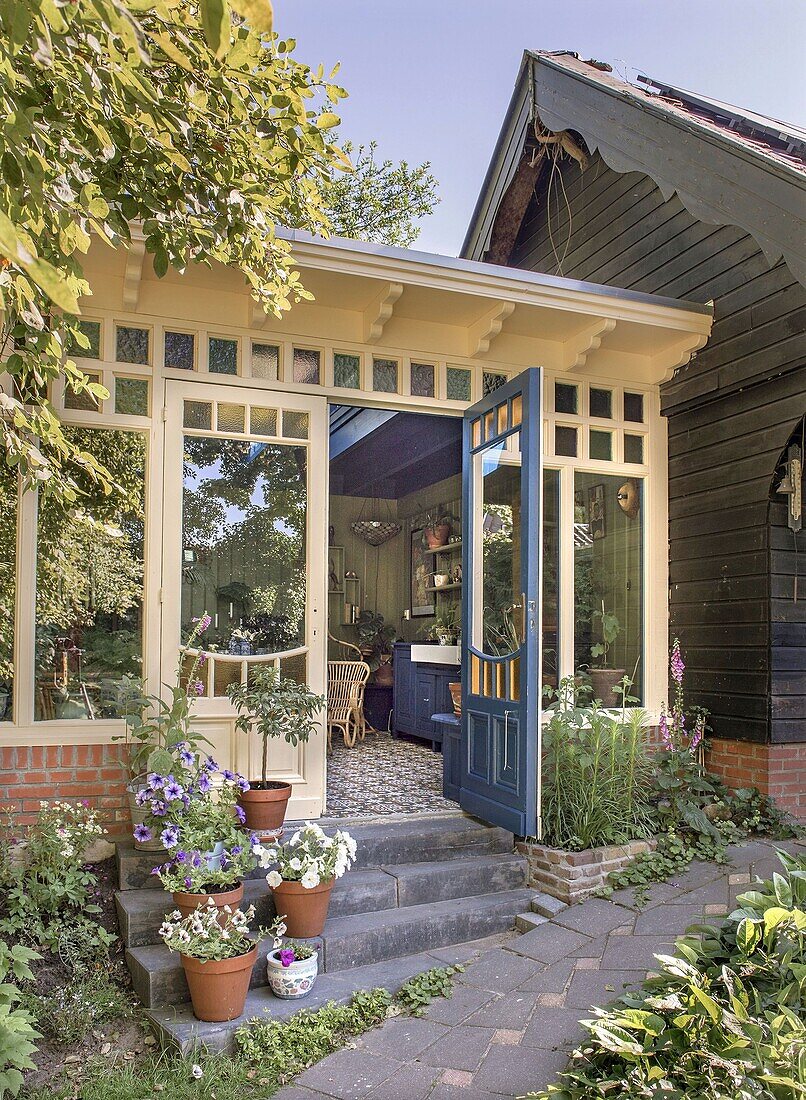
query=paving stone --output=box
[464,991,538,1029]
[425,984,497,1024]
[574,957,600,970]
[427,1084,501,1100]
[518,958,575,993]
[440,1069,474,1087]
[531,893,568,918]
[297,1050,401,1100]
[675,879,730,906]
[360,1016,450,1060]
[600,936,676,972]
[565,969,647,1010]
[554,898,633,936]
[366,1061,440,1100]
[508,923,591,964]
[522,1006,588,1051]
[569,934,608,959]
[633,904,705,936]
[536,992,566,1007]
[457,947,542,992]
[417,1023,496,1072]
[474,1042,570,1094]
[426,932,513,966]
[271,1089,327,1100]
[493,1028,523,1045]
[516,911,548,932]
[667,861,723,892]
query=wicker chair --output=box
[327,660,370,750]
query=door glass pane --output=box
[35,429,146,720]
[181,437,308,656]
[115,377,149,417]
[0,465,16,721]
[68,320,101,360]
[542,469,560,691]
[574,472,644,704]
[474,435,522,656]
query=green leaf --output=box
[230,0,273,33]
[200,0,230,58]
[736,918,761,954]
[316,112,341,130]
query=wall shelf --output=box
[425,581,462,592]
[423,541,462,556]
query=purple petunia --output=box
[192,853,202,868]
[161,825,180,849]
[164,780,184,801]
[234,805,246,825]
[179,749,195,767]
[196,773,212,794]
[238,777,250,793]
[279,948,296,968]
[150,799,168,817]
[133,824,152,843]
[223,769,235,782]
[174,850,188,863]
[205,756,220,772]
[135,788,149,807]
[184,876,193,890]
[148,773,165,791]
[231,845,243,856]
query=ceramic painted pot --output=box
[181,944,257,1022]
[266,948,319,998]
[237,781,292,837]
[171,881,244,922]
[270,878,334,938]
[127,776,167,852]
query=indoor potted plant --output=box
[426,608,459,646]
[143,757,258,919]
[159,900,285,1022]
[266,940,319,999]
[588,602,625,707]
[422,508,454,549]
[345,610,397,684]
[257,821,356,937]
[119,614,213,851]
[227,667,325,838]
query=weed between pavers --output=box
[25,965,464,1099]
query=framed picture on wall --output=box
[410,528,435,617]
[587,483,606,541]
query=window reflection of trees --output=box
[181,438,308,654]
[35,428,146,720]
[482,503,519,656]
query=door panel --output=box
[460,369,542,835]
[162,379,328,818]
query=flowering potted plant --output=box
[227,667,325,837]
[119,614,213,850]
[266,940,318,999]
[256,821,356,937]
[139,756,258,918]
[159,901,285,1022]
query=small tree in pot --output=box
[227,667,325,837]
[588,602,625,708]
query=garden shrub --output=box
[540,680,654,851]
[0,941,40,1099]
[0,802,115,962]
[530,851,806,1099]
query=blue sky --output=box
[277,0,806,256]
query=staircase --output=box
[116,813,535,1052]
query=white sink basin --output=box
[410,644,460,666]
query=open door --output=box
[459,369,542,836]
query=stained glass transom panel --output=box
[372,358,398,393]
[116,326,149,365]
[252,343,279,381]
[410,362,435,397]
[293,348,320,385]
[164,331,195,371]
[334,353,360,389]
[446,367,471,402]
[115,377,149,417]
[209,337,238,375]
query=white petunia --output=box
[289,857,302,871]
[266,870,283,889]
[300,868,320,890]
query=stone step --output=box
[116,814,515,890]
[116,868,399,948]
[147,940,502,1054]
[127,888,533,1008]
[388,852,527,908]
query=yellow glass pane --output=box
[484,410,495,441]
[472,419,481,448]
[483,661,493,698]
[510,656,520,702]
[214,659,242,697]
[217,403,245,433]
[471,654,481,695]
[510,394,522,428]
[497,402,508,435]
[250,406,278,437]
[180,654,208,697]
[495,661,505,700]
[282,410,309,439]
[280,652,307,685]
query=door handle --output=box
[503,709,512,772]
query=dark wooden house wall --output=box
[510,152,806,744]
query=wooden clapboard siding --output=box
[511,151,806,745]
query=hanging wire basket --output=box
[351,518,401,546]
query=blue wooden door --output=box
[459,369,542,835]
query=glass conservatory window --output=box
[293,347,320,385]
[573,471,644,704]
[64,372,102,413]
[34,428,146,721]
[410,362,435,398]
[446,367,471,402]
[554,425,577,457]
[589,387,613,419]
[623,392,645,423]
[252,343,280,381]
[554,382,578,415]
[0,465,16,721]
[372,358,398,393]
[115,377,150,417]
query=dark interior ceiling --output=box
[329,406,462,498]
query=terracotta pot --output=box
[424,523,450,549]
[588,668,627,708]
[237,782,292,837]
[171,881,244,922]
[449,682,462,717]
[373,658,394,687]
[181,943,257,1022]
[271,878,334,938]
[127,777,167,853]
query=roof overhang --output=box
[462,52,806,288]
[85,227,712,385]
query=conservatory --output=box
[0,230,712,834]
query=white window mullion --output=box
[14,481,37,727]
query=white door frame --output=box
[161,377,328,820]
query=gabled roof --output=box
[462,51,806,286]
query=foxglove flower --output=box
[659,706,672,750]
[670,639,685,685]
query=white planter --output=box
[266,949,319,999]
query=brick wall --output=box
[0,744,131,838]
[706,739,805,820]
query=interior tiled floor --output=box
[326,731,458,818]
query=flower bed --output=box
[517,837,656,903]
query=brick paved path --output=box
[274,838,801,1100]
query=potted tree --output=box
[266,940,319,999]
[159,901,285,1022]
[227,668,325,837]
[256,822,356,937]
[588,602,625,707]
[142,756,257,919]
